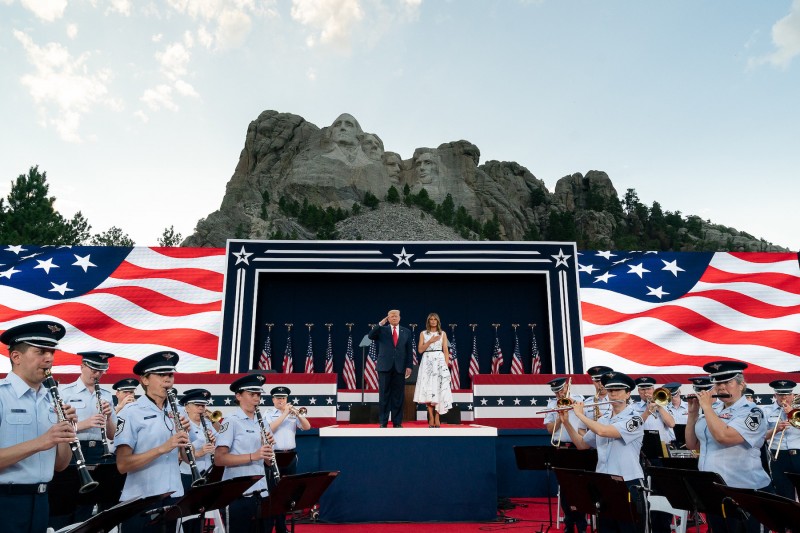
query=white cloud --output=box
[141,84,178,111]
[152,33,163,43]
[20,0,67,21]
[108,0,131,16]
[66,23,78,39]
[306,67,316,81]
[215,8,252,49]
[156,42,191,80]
[751,0,800,68]
[164,0,275,50]
[290,0,364,50]
[13,30,118,142]
[174,79,198,97]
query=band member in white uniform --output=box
[560,372,645,533]
[685,360,772,533]
[179,388,218,533]
[115,351,190,533]
[664,382,688,425]
[266,386,311,475]
[585,365,614,421]
[543,377,587,533]
[0,321,76,533]
[764,379,800,500]
[113,378,139,415]
[215,374,276,532]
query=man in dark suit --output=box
[368,309,414,427]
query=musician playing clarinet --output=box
[49,351,118,528]
[0,321,77,533]
[215,374,277,533]
[115,351,191,533]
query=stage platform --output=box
[317,423,499,523]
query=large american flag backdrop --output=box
[1,245,798,378]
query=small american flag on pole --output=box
[282,326,293,374]
[468,328,480,384]
[530,325,542,374]
[410,324,418,366]
[510,327,525,375]
[303,327,314,374]
[491,330,504,375]
[449,332,461,390]
[258,325,273,371]
[324,325,334,374]
[364,338,378,390]
[342,330,357,389]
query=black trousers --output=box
[120,495,180,533]
[227,493,276,533]
[771,449,800,500]
[0,492,49,533]
[378,369,405,426]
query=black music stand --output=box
[660,456,698,470]
[59,493,171,533]
[49,463,124,522]
[513,445,558,529]
[647,466,726,533]
[158,475,263,526]
[259,471,339,533]
[553,467,641,527]
[205,465,224,484]
[787,471,800,495]
[716,483,800,532]
[275,450,298,470]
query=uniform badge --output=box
[115,417,125,437]
[745,408,762,431]
[219,421,229,434]
[626,416,643,431]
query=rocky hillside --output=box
[184,110,786,252]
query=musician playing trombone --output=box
[558,372,645,533]
[764,379,800,500]
[115,351,191,533]
[684,360,773,533]
[543,377,587,533]
[0,321,77,533]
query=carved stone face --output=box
[383,153,402,180]
[330,113,359,146]
[363,134,383,161]
[415,152,438,183]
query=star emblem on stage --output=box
[309,397,317,404]
[224,397,232,405]
[233,245,253,265]
[513,398,521,405]
[326,397,333,404]
[529,398,538,405]
[393,247,414,267]
[480,398,488,405]
[497,398,504,405]
[551,248,571,268]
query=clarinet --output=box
[198,412,216,478]
[166,388,206,487]
[43,369,99,494]
[93,378,114,458]
[254,408,280,491]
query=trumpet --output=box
[43,370,99,494]
[288,405,307,419]
[652,387,672,407]
[538,399,625,415]
[205,409,223,423]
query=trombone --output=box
[770,397,800,460]
[538,400,625,415]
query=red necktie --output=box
[392,326,398,347]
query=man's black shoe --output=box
[379,424,387,428]
[393,424,403,428]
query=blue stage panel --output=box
[317,426,498,522]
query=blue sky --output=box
[2,0,799,250]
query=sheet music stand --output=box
[275,450,297,470]
[159,475,264,525]
[49,463,125,520]
[716,483,800,532]
[660,456,698,470]
[513,445,558,529]
[553,467,641,526]
[58,493,171,533]
[786,471,800,495]
[259,471,340,533]
[647,466,726,533]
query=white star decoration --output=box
[4,245,26,255]
[49,282,73,295]
[393,247,414,267]
[326,397,333,405]
[224,398,232,405]
[34,258,60,274]
[467,404,473,410]
[480,398,488,406]
[73,254,97,272]
[578,263,597,274]
[551,249,571,268]
[497,398,504,405]
[596,251,616,260]
[233,246,253,265]
[646,286,669,299]
[627,263,650,278]
[529,398,538,405]
[0,266,21,279]
[513,398,521,405]
[594,271,616,284]
[661,259,685,277]
[309,397,317,404]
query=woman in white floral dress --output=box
[413,313,453,427]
